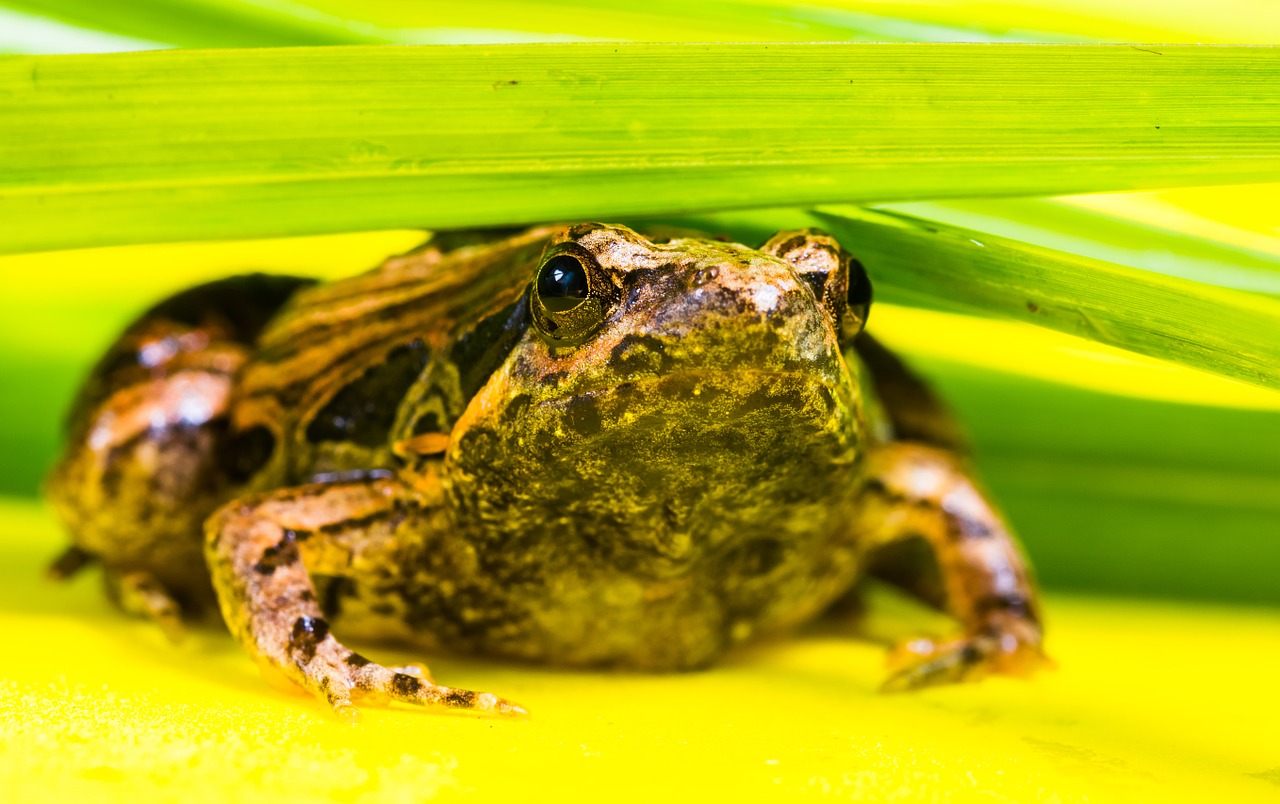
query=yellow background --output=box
[4,1,1280,796]
[3,498,1279,802]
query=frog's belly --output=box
[321,523,864,671]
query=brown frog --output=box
[47,223,1046,719]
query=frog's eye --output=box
[531,247,617,344]
[537,255,590,312]
[845,257,873,339]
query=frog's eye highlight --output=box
[536,255,590,313]
[531,247,617,345]
[845,257,873,339]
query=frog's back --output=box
[44,228,551,608]
[235,227,556,486]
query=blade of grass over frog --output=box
[5,44,1280,254]
[811,206,1280,390]
[883,198,1280,295]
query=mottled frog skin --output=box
[47,224,1046,718]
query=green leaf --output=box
[882,197,1280,295]
[4,43,1280,254]
[810,206,1280,390]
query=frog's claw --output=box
[880,619,1050,692]
[205,476,527,720]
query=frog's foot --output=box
[47,546,95,581]
[206,476,528,720]
[331,649,526,722]
[860,443,1051,691]
[881,617,1049,692]
[104,568,186,642]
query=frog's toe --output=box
[880,627,1049,692]
[104,568,186,642]
[347,660,528,718]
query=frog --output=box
[46,223,1046,719]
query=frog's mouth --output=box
[530,367,861,449]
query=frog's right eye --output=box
[537,255,590,312]
[531,247,617,345]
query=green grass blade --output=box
[810,206,1280,390]
[4,44,1280,255]
[882,197,1280,296]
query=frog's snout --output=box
[614,255,843,382]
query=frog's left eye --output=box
[531,247,617,344]
[844,257,873,339]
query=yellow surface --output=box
[2,497,1279,802]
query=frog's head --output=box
[445,223,871,560]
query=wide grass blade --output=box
[811,206,1280,390]
[4,43,1280,254]
[882,197,1280,295]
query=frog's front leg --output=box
[860,443,1048,690]
[205,475,526,720]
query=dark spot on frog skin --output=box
[609,333,675,375]
[289,615,329,663]
[391,673,422,697]
[306,339,432,447]
[317,574,358,619]
[449,296,530,401]
[564,395,603,437]
[221,424,276,483]
[539,371,568,389]
[345,652,372,668]
[1026,301,1040,313]
[444,689,478,708]
[253,531,300,575]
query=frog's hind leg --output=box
[205,476,526,720]
[852,334,1048,690]
[45,274,316,625]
